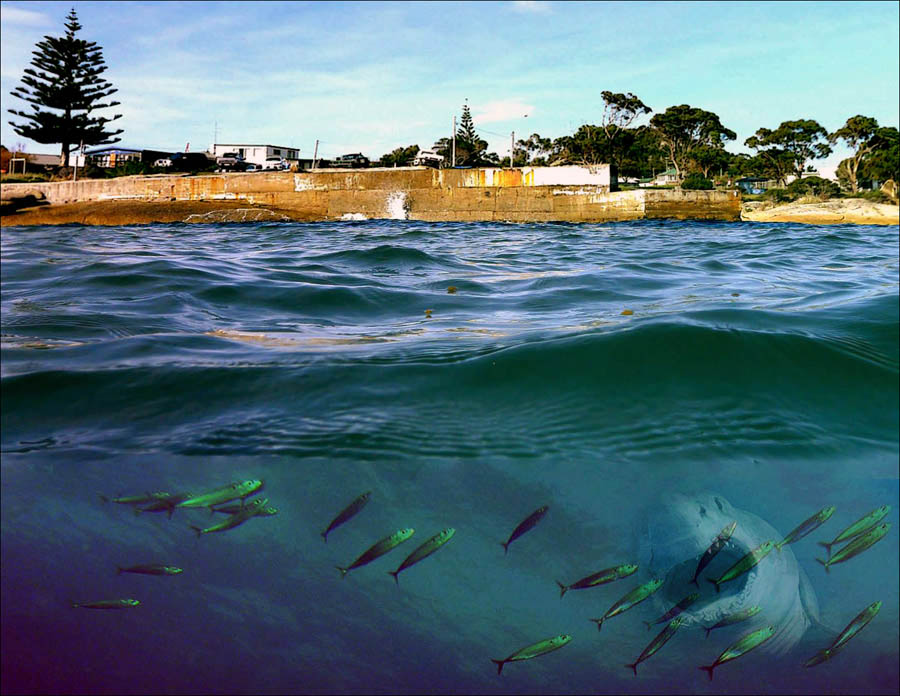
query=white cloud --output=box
[510,1,552,14]
[472,99,535,124]
[0,5,51,26]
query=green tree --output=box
[689,144,732,179]
[828,116,881,193]
[860,126,899,184]
[649,105,736,181]
[7,9,123,167]
[600,90,651,169]
[619,126,666,179]
[453,103,490,166]
[516,133,553,165]
[745,119,832,183]
[378,144,419,167]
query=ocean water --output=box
[1,219,897,695]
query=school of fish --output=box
[88,486,891,683]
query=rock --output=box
[182,208,291,223]
[0,188,47,214]
[741,198,899,226]
[881,179,898,203]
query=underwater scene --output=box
[1,219,898,695]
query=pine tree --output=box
[456,103,478,147]
[7,8,123,166]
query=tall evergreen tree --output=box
[8,8,123,166]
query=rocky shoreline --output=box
[1,187,897,227]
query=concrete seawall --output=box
[1,166,741,224]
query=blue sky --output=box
[1,0,898,175]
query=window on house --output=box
[273,149,281,155]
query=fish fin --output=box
[707,578,720,593]
[556,581,567,599]
[336,566,349,580]
[388,571,400,585]
[699,665,715,681]
[625,662,638,676]
[189,525,202,538]
[816,557,829,573]
[590,618,603,632]
[491,659,505,675]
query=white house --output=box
[210,144,300,168]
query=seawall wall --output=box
[1,165,741,223]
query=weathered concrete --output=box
[1,166,741,226]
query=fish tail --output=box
[775,542,783,552]
[99,494,109,503]
[321,531,328,543]
[491,659,505,675]
[116,566,123,575]
[704,626,712,639]
[643,621,652,631]
[500,541,509,555]
[690,576,699,588]
[699,665,715,681]
[590,618,604,632]
[388,571,400,585]
[167,507,174,520]
[190,525,202,538]
[816,557,829,573]
[707,578,720,593]
[556,581,567,599]
[336,566,349,580]
[817,541,833,559]
[625,662,638,676]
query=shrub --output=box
[786,176,839,199]
[762,187,793,203]
[681,173,713,190]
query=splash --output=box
[340,213,368,221]
[385,191,409,220]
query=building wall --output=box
[4,166,740,222]
[211,144,300,167]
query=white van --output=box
[412,150,444,168]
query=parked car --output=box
[245,163,260,172]
[332,153,369,169]
[170,152,215,172]
[153,157,173,168]
[264,156,288,170]
[412,150,444,168]
[215,151,247,171]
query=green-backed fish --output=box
[501,505,549,554]
[72,598,140,609]
[589,578,663,631]
[490,634,571,674]
[99,491,171,506]
[135,492,193,519]
[321,491,371,542]
[189,497,269,537]
[643,593,699,630]
[804,600,881,667]
[116,564,183,576]
[213,502,278,516]
[626,617,685,676]
[707,540,774,593]
[176,479,263,510]
[816,522,890,573]
[337,528,414,579]
[702,605,761,639]
[691,521,736,587]
[388,528,455,584]
[698,625,776,680]
[818,505,891,560]
[775,505,835,552]
[556,564,638,598]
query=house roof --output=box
[214,143,298,149]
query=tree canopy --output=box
[649,105,735,180]
[600,91,651,168]
[744,119,832,184]
[8,9,123,167]
[830,116,888,192]
[378,144,419,168]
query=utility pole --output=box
[451,116,456,168]
[214,120,219,149]
[312,139,319,169]
[511,131,515,168]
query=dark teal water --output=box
[1,219,898,695]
